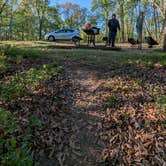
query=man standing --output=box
[108,14,120,47]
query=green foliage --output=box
[135,79,143,87]
[119,114,129,121]
[0,139,33,166]
[108,96,116,108]
[0,55,7,71]
[1,46,44,59]
[160,95,166,105]
[0,49,8,72]
[157,95,166,111]
[0,46,59,165]
[0,63,58,100]
[16,55,23,65]
[29,114,42,128]
[0,108,17,135]
[59,2,88,29]
[0,108,35,166]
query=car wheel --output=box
[72,36,82,46]
[48,35,55,41]
[72,36,79,42]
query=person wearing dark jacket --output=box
[108,14,120,47]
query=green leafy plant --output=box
[0,108,36,166]
[0,63,59,101]
[0,52,8,72]
[108,96,116,108]
[135,79,143,87]
[119,114,129,121]
[16,55,24,64]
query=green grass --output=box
[1,42,166,68]
[0,45,59,165]
[108,96,116,108]
[0,108,38,166]
[0,63,59,101]
[0,49,8,72]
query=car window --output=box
[67,29,74,33]
[55,30,65,33]
[55,29,74,33]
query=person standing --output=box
[108,14,120,47]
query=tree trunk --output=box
[138,12,144,50]
[156,7,162,40]
[39,18,42,40]
[105,9,109,36]
[153,6,158,40]
[120,1,125,42]
[163,1,166,51]
[130,8,134,38]
[9,5,14,40]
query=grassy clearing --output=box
[56,49,166,67]
[1,42,165,67]
[0,64,58,101]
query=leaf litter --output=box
[1,56,166,166]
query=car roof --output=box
[56,29,75,31]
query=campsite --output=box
[0,0,166,165]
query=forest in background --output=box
[0,1,166,165]
[0,0,166,49]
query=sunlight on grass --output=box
[0,63,58,100]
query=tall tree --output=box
[163,0,166,51]
[117,0,125,42]
[0,0,8,16]
[59,2,88,29]
[34,0,49,40]
[91,0,115,36]
[149,0,166,50]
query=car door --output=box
[61,29,72,40]
[54,30,65,40]
[66,29,74,40]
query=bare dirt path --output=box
[29,59,110,166]
[57,61,108,166]
[36,58,165,166]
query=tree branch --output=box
[0,0,8,15]
[149,0,164,18]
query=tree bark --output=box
[153,6,158,40]
[39,18,43,40]
[105,9,109,36]
[9,4,14,40]
[163,1,166,51]
[120,1,125,42]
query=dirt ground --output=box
[1,44,165,166]
[34,60,109,166]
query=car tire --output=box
[72,36,79,42]
[72,36,82,46]
[48,35,55,41]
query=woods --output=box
[0,0,166,166]
[0,0,166,50]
